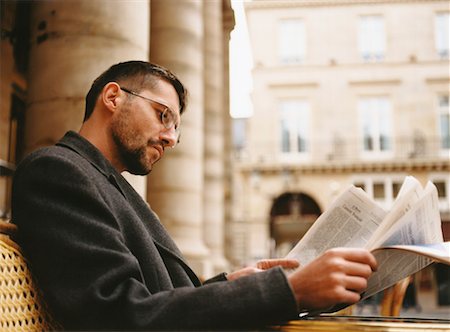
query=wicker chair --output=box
[0,220,59,331]
[380,276,412,316]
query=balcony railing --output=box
[234,135,450,168]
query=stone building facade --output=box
[0,0,235,279]
[230,0,449,310]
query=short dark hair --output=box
[84,61,187,121]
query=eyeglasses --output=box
[120,86,181,145]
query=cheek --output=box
[138,113,162,139]
[111,111,142,146]
[115,106,160,143]
[119,110,150,136]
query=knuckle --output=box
[328,272,343,285]
[325,248,340,257]
[332,286,347,301]
[329,257,345,272]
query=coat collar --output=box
[57,131,126,197]
[57,131,118,179]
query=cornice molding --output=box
[426,77,450,85]
[349,79,402,86]
[238,159,450,175]
[245,0,448,10]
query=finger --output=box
[226,267,263,281]
[328,248,378,271]
[343,275,368,293]
[341,260,374,279]
[256,259,300,270]
[336,286,362,304]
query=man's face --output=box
[110,79,180,175]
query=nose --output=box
[160,127,179,148]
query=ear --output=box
[101,82,122,113]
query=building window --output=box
[392,181,402,198]
[429,174,450,212]
[358,15,385,61]
[438,95,450,152]
[359,97,392,155]
[280,100,310,154]
[278,19,306,64]
[373,182,385,199]
[352,176,404,210]
[435,12,449,59]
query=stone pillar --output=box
[149,0,210,276]
[203,1,229,274]
[222,0,236,267]
[26,0,149,195]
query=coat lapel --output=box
[57,131,201,286]
[113,173,202,286]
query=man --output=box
[12,61,377,330]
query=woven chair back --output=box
[0,220,59,331]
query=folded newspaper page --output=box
[365,176,424,249]
[286,176,446,314]
[366,242,450,299]
[372,242,450,265]
[362,181,444,300]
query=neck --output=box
[79,119,125,173]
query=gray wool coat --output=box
[12,131,298,331]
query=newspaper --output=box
[286,185,387,266]
[286,176,448,313]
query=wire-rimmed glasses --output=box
[120,86,181,146]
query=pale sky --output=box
[230,0,254,118]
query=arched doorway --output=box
[270,192,321,257]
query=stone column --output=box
[149,0,210,276]
[222,0,236,267]
[203,1,229,274]
[26,0,149,196]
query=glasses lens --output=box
[162,109,179,132]
[161,108,180,147]
[161,108,171,128]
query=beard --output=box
[112,135,152,175]
[110,108,158,175]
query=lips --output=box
[153,144,164,158]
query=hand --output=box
[287,248,377,311]
[227,258,300,281]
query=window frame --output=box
[358,14,386,62]
[435,12,450,59]
[278,99,311,160]
[352,175,406,210]
[278,18,306,65]
[437,95,450,156]
[358,96,393,159]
